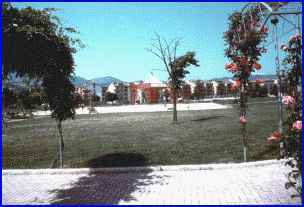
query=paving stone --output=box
[2,160,302,205]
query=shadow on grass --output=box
[49,153,170,204]
[191,115,226,122]
[86,152,148,168]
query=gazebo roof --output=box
[144,75,167,87]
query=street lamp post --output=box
[271,16,284,155]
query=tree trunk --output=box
[172,89,177,124]
[58,122,64,168]
[240,83,248,162]
[49,122,65,169]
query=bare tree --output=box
[146,33,199,124]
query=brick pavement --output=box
[2,159,302,205]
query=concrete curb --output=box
[2,159,288,175]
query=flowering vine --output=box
[280,33,302,197]
[223,9,268,161]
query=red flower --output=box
[225,64,232,70]
[280,44,287,51]
[294,34,302,40]
[231,80,241,91]
[253,63,261,70]
[262,26,268,32]
[225,62,238,72]
[289,36,296,43]
[239,57,249,66]
[248,21,260,27]
[255,78,264,85]
[267,130,280,143]
[293,121,302,132]
[230,63,238,71]
[282,96,296,105]
[240,115,247,123]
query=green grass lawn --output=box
[2,97,283,169]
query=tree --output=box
[146,33,199,124]
[192,81,204,100]
[164,89,170,103]
[181,84,191,102]
[74,93,84,107]
[2,88,18,109]
[227,83,236,95]
[106,92,118,105]
[280,33,302,196]
[270,84,278,97]
[206,83,213,97]
[224,8,268,161]
[217,82,226,96]
[17,89,31,109]
[3,3,84,168]
[141,91,147,103]
[91,94,101,103]
[26,87,47,109]
[258,85,268,97]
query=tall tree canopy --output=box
[2,2,84,168]
[2,2,84,120]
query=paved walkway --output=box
[32,102,232,116]
[2,159,302,205]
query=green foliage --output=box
[224,7,268,161]
[170,52,199,91]
[270,84,278,96]
[246,84,258,98]
[247,83,269,98]
[164,89,170,102]
[277,33,302,197]
[146,33,199,123]
[106,92,118,103]
[192,81,204,99]
[281,34,302,177]
[223,9,268,84]
[91,94,101,103]
[216,82,226,96]
[282,81,293,95]
[2,88,18,108]
[17,89,31,107]
[181,84,191,100]
[2,2,84,123]
[141,91,146,99]
[259,85,268,97]
[74,94,84,107]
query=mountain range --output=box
[4,73,277,92]
[4,74,126,88]
[71,76,126,86]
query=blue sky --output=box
[12,2,302,82]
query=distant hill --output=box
[90,76,126,85]
[70,76,87,85]
[4,73,126,89]
[210,74,276,81]
[4,73,277,92]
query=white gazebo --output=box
[144,74,167,87]
[107,83,116,93]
